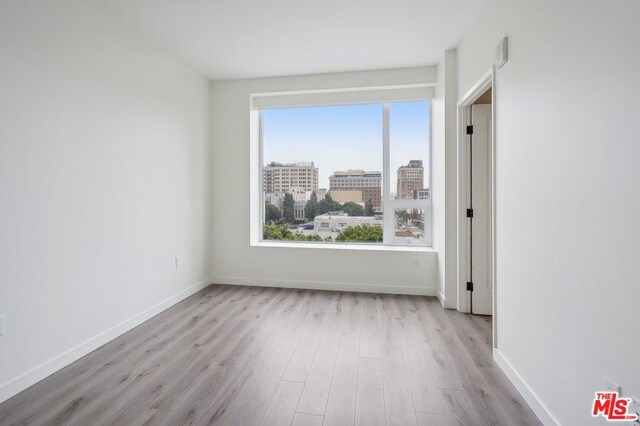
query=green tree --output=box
[336,225,383,242]
[396,210,411,223]
[282,193,295,223]
[263,224,323,241]
[305,191,319,220]
[341,201,365,217]
[265,203,281,222]
[318,194,341,215]
[364,199,375,216]
[289,233,323,242]
[263,223,288,240]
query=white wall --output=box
[211,68,440,295]
[0,0,212,402]
[432,50,458,308]
[457,0,640,423]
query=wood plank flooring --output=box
[0,285,541,426]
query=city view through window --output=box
[262,101,430,244]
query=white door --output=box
[466,104,492,315]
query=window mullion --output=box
[382,103,393,245]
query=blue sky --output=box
[263,101,430,193]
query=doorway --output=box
[457,69,496,347]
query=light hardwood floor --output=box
[0,285,541,426]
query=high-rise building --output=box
[263,162,318,194]
[413,188,430,200]
[329,169,382,209]
[397,160,424,199]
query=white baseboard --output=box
[436,290,459,310]
[211,275,439,297]
[0,279,211,404]
[444,297,458,310]
[493,349,560,426]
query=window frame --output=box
[382,103,432,247]
[253,94,432,249]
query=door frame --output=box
[456,68,497,348]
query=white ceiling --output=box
[99,0,486,81]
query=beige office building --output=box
[329,170,382,209]
[263,161,318,194]
[329,190,363,204]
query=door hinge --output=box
[466,208,474,218]
[466,282,474,291]
[466,125,474,135]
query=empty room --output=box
[1,0,638,425]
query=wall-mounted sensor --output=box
[496,37,508,69]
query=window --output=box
[256,95,431,247]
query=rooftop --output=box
[330,170,382,177]
[398,160,423,169]
[265,161,316,168]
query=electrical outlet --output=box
[0,315,5,335]
[175,257,180,269]
[412,257,420,268]
[604,376,621,394]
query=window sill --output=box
[252,241,436,252]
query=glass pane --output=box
[262,104,383,243]
[394,209,425,243]
[390,101,430,200]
